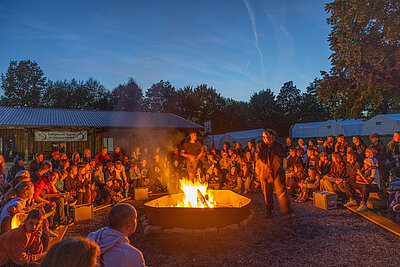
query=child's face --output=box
[308,169,316,177]
[307,150,313,157]
[289,150,296,157]
[296,150,303,157]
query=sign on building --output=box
[34,131,87,142]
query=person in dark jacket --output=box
[5,155,25,185]
[369,133,387,162]
[255,129,292,218]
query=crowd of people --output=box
[283,133,400,216]
[1,130,400,266]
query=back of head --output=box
[41,238,100,267]
[108,204,137,231]
[27,208,45,221]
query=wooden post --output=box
[24,128,29,161]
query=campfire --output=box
[144,179,252,229]
[175,179,215,208]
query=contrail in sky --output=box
[243,0,266,82]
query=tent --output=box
[218,129,265,149]
[318,119,364,137]
[203,134,224,149]
[290,122,323,138]
[361,114,400,136]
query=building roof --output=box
[0,106,202,129]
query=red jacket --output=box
[34,177,57,199]
[96,153,110,165]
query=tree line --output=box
[0,60,330,136]
[1,0,398,136]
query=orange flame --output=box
[176,179,215,208]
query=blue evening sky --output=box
[0,0,332,101]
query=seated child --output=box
[286,164,306,195]
[101,178,123,205]
[296,167,320,202]
[208,167,222,190]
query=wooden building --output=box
[0,107,202,161]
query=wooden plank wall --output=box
[0,127,190,160]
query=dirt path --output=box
[66,193,400,266]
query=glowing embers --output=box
[176,179,215,208]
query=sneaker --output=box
[344,199,357,207]
[357,202,368,212]
[47,229,58,238]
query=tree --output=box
[318,0,400,118]
[110,78,143,111]
[299,79,331,122]
[1,60,47,107]
[43,78,112,110]
[144,80,176,113]
[276,81,302,133]
[248,89,283,134]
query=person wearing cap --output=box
[344,157,381,211]
[5,155,25,185]
[255,129,292,218]
[51,151,61,170]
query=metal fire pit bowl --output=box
[144,190,252,229]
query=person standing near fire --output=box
[181,132,205,181]
[255,129,293,218]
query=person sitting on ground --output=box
[195,167,206,183]
[317,138,325,153]
[93,163,105,190]
[323,136,336,156]
[219,152,231,181]
[386,132,400,177]
[297,139,307,153]
[105,163,117,181]
[237,164,252,194]
[115,161,128,196]
[335,134,349,157]
[70,152,81,167]
[58,159,70,171]
[320,152,346,193]
[0,181,34,231]
[344,157,382,212]
[7,170,31,191]
[305,147,319,171]
[101,178,123,205]
[223,166,240,192]
[369,133,387,163]
[128,162,141,191]
[5,155,25,185]
[351,136,366,163]
[34,171,67,228]
[30,161,52,184]
[88,203,145,267]
[111,146,124,163]
[0,209,46,266]
[75,165,91,205]
[82,149,92,163]
[296,147,307,165]
[245,141,255,157]
[286,164,306,196]
[95,147,110,165]
[29,153,43,173]
[208,167,222,190]
[230,153,242,170]
[283,138,295,157]
[335,152,361,196]
[286,148,303,173]
[296,167,320,203]
[41,237,100,267]
[51,151,61,170]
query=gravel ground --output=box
[65,193,400,266]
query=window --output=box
[376,122,381,125]
[102,138,114,152]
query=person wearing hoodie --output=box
[5,155,25,185]
[88,204,145,267]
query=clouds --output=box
[243,0,266,83]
